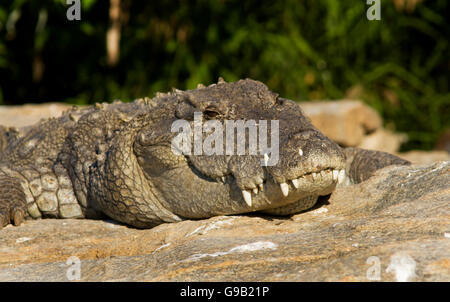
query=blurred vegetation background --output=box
[0,0,448,151]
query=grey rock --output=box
[0,161,447,281]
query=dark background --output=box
[0,0,448,151]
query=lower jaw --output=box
[261,195,319,215]
[247,180,337,212]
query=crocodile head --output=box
[133,79,346,219]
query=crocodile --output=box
[0,78,409,229]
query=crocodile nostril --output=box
[292,130,316,140]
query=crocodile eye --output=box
[203,106,221,119]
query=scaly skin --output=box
[0,79,410,229]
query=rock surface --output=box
[0,161,448,281]
[358,128,407,154]
[0,103,74,128]
[299,100,382,147]
[397,150,450,164]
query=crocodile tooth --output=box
[263,153,269,166]
[338,169,346,184]
[304,173,313,181]
[252,188,258,195]
[280,183,289,197]
[291,179,299,189]
[320,170,327,178]
[221,176,226,183]
[258,183,264,191]
[298,148,303,156]
[312,172,318,181]
[332,170,339,181]
[242,190,252,207]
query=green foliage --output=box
[0,0,448,150]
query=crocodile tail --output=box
[343,147,411,184]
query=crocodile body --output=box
[0,79,409,228]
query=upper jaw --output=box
[206,158,346,209]
[238,139,347,207]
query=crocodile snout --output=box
[267,129,346,183]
